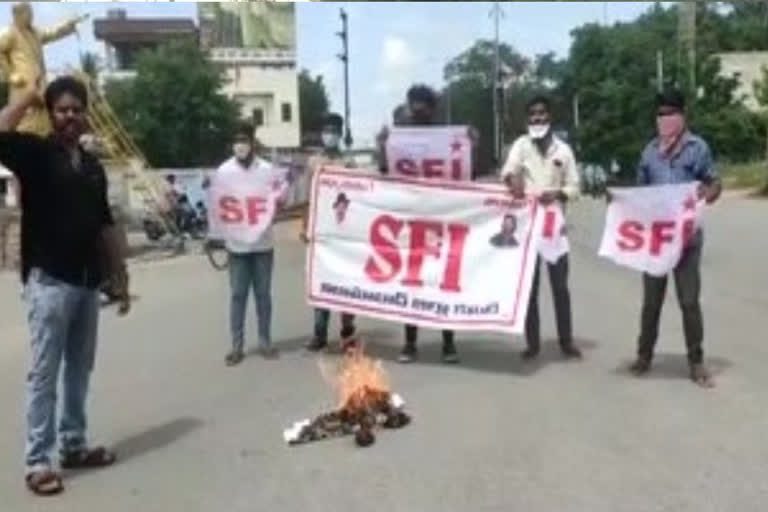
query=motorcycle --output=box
[142,207,206,243]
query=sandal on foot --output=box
[629,357,652,376]
[60,447,116,470]
[690,363,715,389]
[225,351,244,366]
[25,470,63,496]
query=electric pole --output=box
[678,1,697,95]
[337,8,352,149]
[657,50,664,92]
[490,1,504,165]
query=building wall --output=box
[217,60,301,149]
[717,52,768,111]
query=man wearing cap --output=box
[629,89,721,388]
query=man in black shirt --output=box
[0,77,129,496]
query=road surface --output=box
[0,196,767,511]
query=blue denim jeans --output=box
[23,268,99,474]
[228,250,274,351]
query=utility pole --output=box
[656,50,664,92]
[678,1,697,95]
[572,94,580,128]
[490,1,504,165]
[445,81,452,124]
[337,9,352,149]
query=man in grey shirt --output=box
[630,89,721,388]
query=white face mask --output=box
[321,132,341,149]
[528,124,550,140]
[233,142,252,160]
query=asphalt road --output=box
[0,195,766,511]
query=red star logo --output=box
[451,140,463,153]
[683,196,697,211]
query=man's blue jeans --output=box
[23,268,99,474]
[228,250,274,351]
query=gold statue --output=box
[0,2,88,135]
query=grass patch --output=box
[720,162,768,193]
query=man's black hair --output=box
[234,121,255,140]
[392,104,410,126]
[526,95,551,114]
[322,112,344,132]
[656,88,686,111]
[44,76,88,113]
[407,84,438,108]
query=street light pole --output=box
[337,9,353,149]
[490,1,504,165]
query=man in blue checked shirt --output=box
[629,89,722,388]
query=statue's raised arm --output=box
[0,3,87,135]
[39,13,89,45]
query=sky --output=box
[0,1,660,148]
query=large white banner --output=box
[208,165,289,245]
[385,126,472,181]
[598,183,703,276]
[307,166,542,334]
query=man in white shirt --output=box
[303,113,357,352]
[217,123,281,366]
[501,96,581,361]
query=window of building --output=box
[281,102,292,122]
[253,108,265,127]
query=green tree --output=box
[298,69,330,144]
[443,40,541,173]
[753,65,768,193]
[564,3,764,181]
[104,40,241,168]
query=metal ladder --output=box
[73,70,180,238]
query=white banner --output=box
[598,183,703,276]
[208,165,289,245]
[385,126,472,181]
[307,166,542,334]
[538,203,570,264]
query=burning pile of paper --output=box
[283,344,410,447]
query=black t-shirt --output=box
[0,132,114,288]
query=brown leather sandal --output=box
[25,470,64,496]
[60,447,117,469]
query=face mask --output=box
[321,133,340,149]
[528,124,550,140]
[233,142,252,160]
